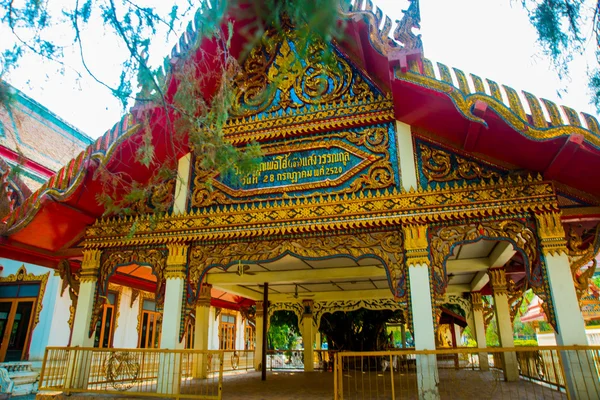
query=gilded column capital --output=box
[489,268,508,295]
[402,224,430,266]
[256,301,264,318]
[197,284,212,307]
[535,212,567,256]
[165,243,188,279]
[470,292,483,312]
[80,249,101,282]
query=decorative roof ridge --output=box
[343,0,422,56]
[395,58,600,149]
[3,113,140,234]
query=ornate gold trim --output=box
[0,265,49,334]
[85,176,558,248]
[471,292,483,313]
[402,224,429,266]
[188,230,405,300]
[489,269,508,295]
[535,212,567,256]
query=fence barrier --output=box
[334,346,600,400]
[39,347,225,399]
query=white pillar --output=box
[71,250,102,347]
[489,269,519,381]
[254,301,264,371]
[545,252,600,398]
[157,244,188,394]
[67,250,101,391]
[400,324,406,349]
[404,224,440,400]
[395,120,418,191]
[302,301,314,372]
[470,293,489,371]
[193,284,211,378]
[536,212,600,399]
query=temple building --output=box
[1,0,600,399]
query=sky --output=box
[4,0,599,139]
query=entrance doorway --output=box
[0,298,36,362]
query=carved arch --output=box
[268,302,304,325]
[312,298,403,329]
[428,218,556,329]
[188,230,405,301]
[90,248,167,337]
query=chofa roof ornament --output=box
[343,0,422,55]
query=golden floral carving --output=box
[0,265,49,333]
[57,259,80,330]
[80,249,102,282]
[419,143,500,183]
[567,224,600,303]
[311,298,403,330]
[165,243,188,280]
[86,176,558,247]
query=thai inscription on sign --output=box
[215,141,375,196]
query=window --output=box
[219,313,236,350]
[138,300,162,349]
[245,324,255,350]
[94,292,117,348]
[185,317,195,349]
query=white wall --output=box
[112,287,140,348]
[208,307,219,350]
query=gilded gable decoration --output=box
[415,138,506,188]
[223,21,393,142]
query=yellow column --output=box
[66,249,101,391]
[403,224,439,400]
[302,300,314,372]
[489,268,519,381]
[536,212,600,399]
[193,284,212,378]
[158,243,188,395]
[470,293,489,371]
[254,301,264,371]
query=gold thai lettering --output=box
[236,150,351,187]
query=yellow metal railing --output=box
[39,347,225,399]
[334,346,600,400]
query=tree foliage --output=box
[268,310,300,350]
[521,0,600,111]
[0,0,344,221]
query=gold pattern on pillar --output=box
[489,268,508,294]
[255,301,264,318]
[197,284,212,307]
[402,224,432,334]
[566,224,600,304]
[471,292,483,313]
[166,243,189,342]
[80,249,101,282]
[535,212,567,256]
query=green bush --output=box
[514,339,538,347]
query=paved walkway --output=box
[34,369,567,399]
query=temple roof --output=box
[1,0,600,266]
